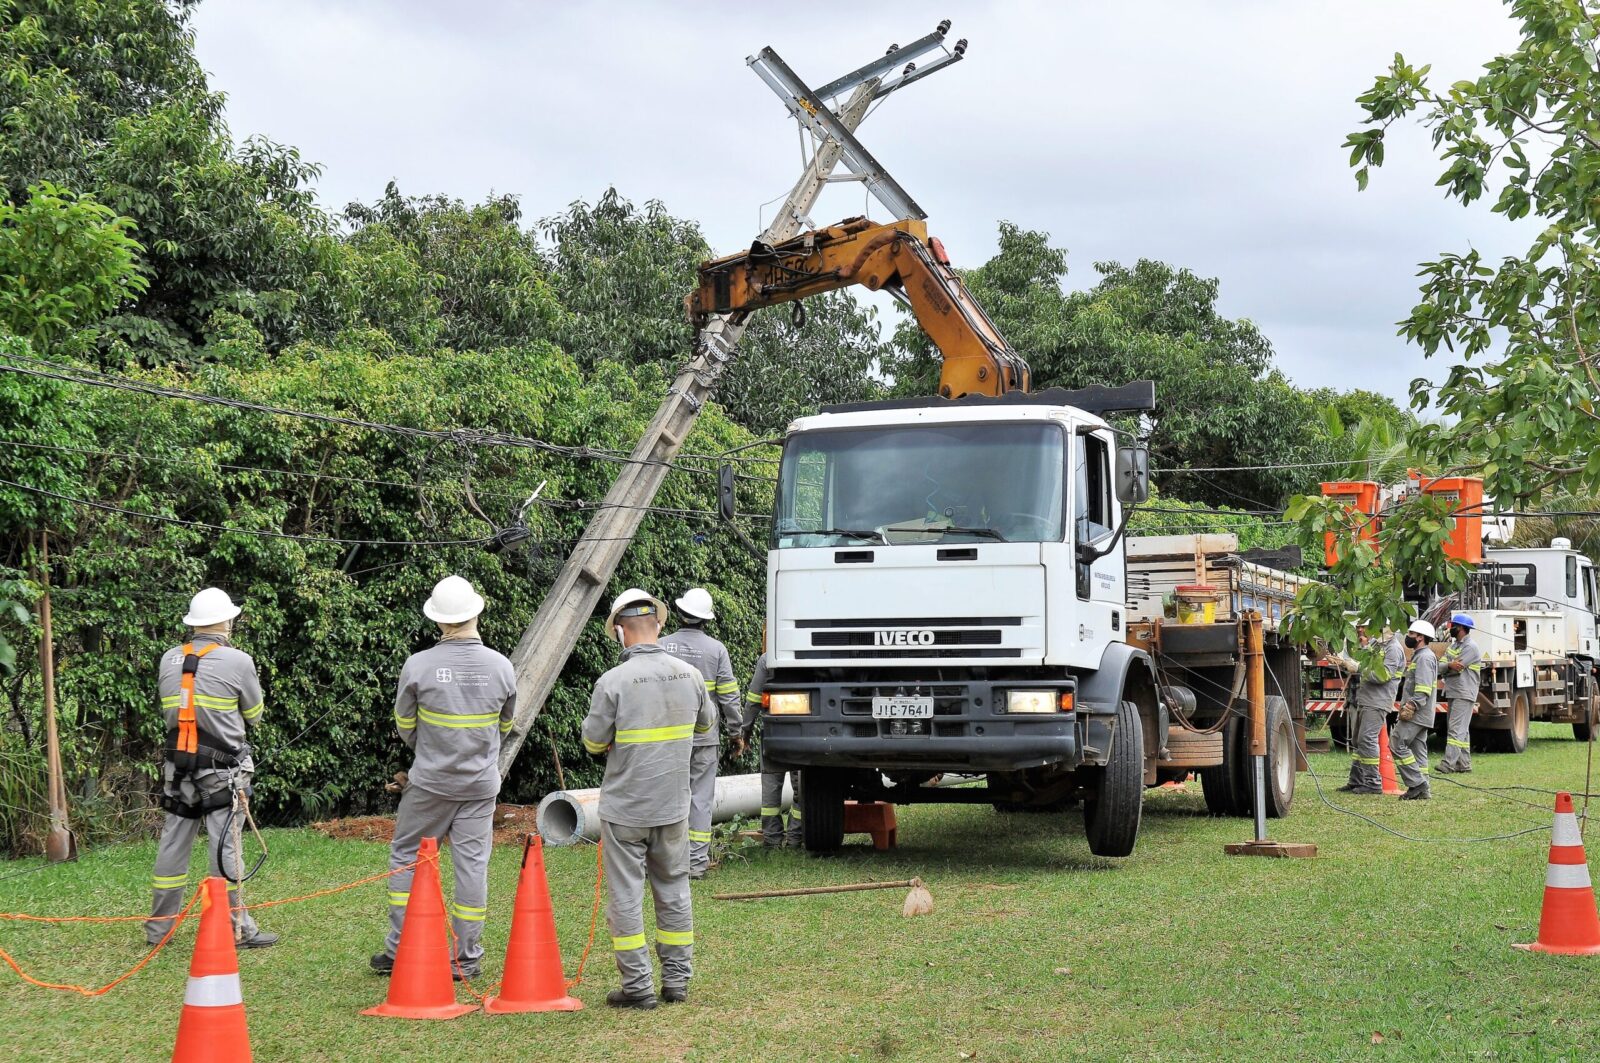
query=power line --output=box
[1,438,775,524]
[0,354,780,480]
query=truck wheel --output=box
[799,767,845,853]
[1083,700,1143,858]
[1575,689,1597,743]
[1244,696,1296,819]
[1199,714,1243,817]
[1482,692,1530,754]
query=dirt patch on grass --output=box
[312,803,541,846]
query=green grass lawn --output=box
[3,724,1598,1062]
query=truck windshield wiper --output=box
[806,527,887,543]
[939,525,1008,541]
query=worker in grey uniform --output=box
[1337,623,1405,795]
[1437,612,1483,774]
[145,588,276,948]
[583,588,715,1009]
[370,575,515,980]
[744,653,802,847]
[659,587,745,878]
[1392,619,1439,800]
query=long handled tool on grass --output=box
[713,877,934,917]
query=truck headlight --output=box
[1007,690,1068,714]
[767,692,813,715]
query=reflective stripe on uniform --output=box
[1447,738,1471,749]
[1413,684,1434,693]
[1393,754,1416,766]
[153,873,188,889]
[715,682,739,694]
[746,692,762,704]
[760,806,780,817]
[688,830,712,843]
[242,701,264,721]
[394,713,416,730]
[583,737,608,754]
[789,807,802,819]
[184,972,243,1007]
[615,724,695,744]
[693,723,712,734]
[499,718,514,733]
[657,929,693,947]
[388,891,410,907]
[1353,756,1380,765]
[192,694,239,712]
[612,933,647,952]
[451,903,487,922]
[416,707,500,729]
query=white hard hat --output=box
[1407,619,1437,640]
[423,575,485,624]
[675,587,715,621]
[606,587,667,632]
[183,587,241,627]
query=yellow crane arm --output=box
[686,216,1031,398]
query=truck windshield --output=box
[773,422,1067,548]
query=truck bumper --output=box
[761,678,1080,773]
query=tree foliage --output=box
[1290,0,1600,654]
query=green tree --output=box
[1292,0,1600,652]
[1,0,332,359]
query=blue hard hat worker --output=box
[1439,613,1482,774]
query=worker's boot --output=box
[606,989,658,1010]
[369,952,394,975]
[238,929,278,949]
[1399,785,1430,801]
[1345,785,1384,796]
[661,985,689,1004]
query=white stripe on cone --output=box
[1553,812,1583,847]
[184,972,243,1007]
[1546,862,1594,890]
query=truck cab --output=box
[757,385,1164,857]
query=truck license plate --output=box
[872,696,934,719]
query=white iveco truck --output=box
[755,384,1175,858]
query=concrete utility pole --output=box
[499,25,966,774]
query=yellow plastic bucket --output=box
[1175,584,1223,624]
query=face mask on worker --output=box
[1405,635,1419,650]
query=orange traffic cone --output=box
[171,877,252,1062]
[484,835,582,1014]
[362,837,478,1019]
[1377,726,1403,796]
[1514,792,1600,956]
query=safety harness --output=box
[160,642,241,820]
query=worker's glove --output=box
[732,735,749,758]
[1397,703,1416,723]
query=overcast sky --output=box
[190,1,1527,403]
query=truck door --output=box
[1074,430,1124,637]
[1582,559,1598,658]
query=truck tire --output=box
[1083,700,1143,858]
[1481,691,1530,754]
[1243,696,1296,819]
[799,767,845,853]
[1575,686,1597,743]
[1199,714,1249,817]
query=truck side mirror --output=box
[718,465,737,522]
[1115,445,1149,505]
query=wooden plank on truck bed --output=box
[1126,534,1239,561]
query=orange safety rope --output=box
[0,886,202,996]
[176,642,220,755]
[564,837,605,991]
